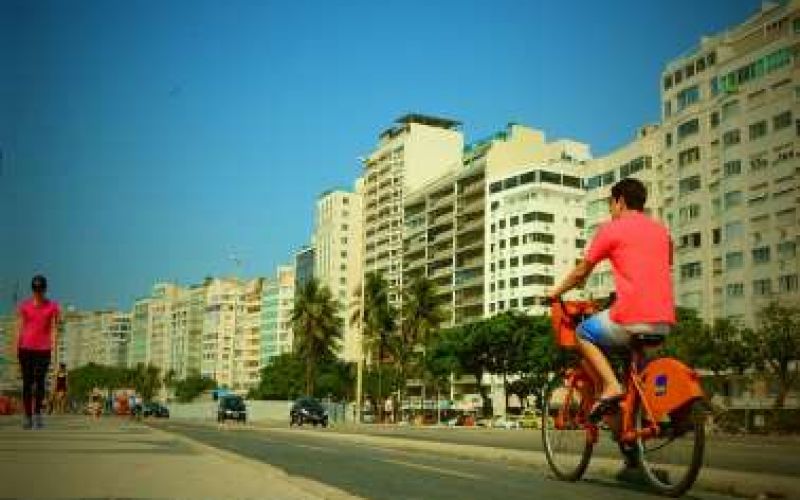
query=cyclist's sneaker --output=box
[589,394,624,423]
[22,415,33,430]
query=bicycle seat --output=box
[631,333,666,348]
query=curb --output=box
[146,422,361,500]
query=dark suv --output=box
[289,397,328,427]
[217,395,247,423]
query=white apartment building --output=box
[261,265,295,365]
[231,278,264,391]
[313,185,363,361]
[201,278,241,387]
[362,114,464,309]
[661,0,800,326]
[168,283,207,380]
[583,124,664,299]
[63,310,130,369]
[486,157,590,316]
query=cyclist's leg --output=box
[576,310,630,401]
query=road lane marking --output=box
[379,458,483,480]
[288,442,336,453]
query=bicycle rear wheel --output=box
[541,372,594,481]
[636,399,706,497]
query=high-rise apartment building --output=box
[313,186,363,360]
[362,114,464,309]
[201,278,241,386]
[168,282,207,379]
[63,311,130,369]
[583,124,664,299]
[261,265,295,365]
[294,246,316,291]
[0,314,14,389]
[661,0,800,326]
[231,278,264,390]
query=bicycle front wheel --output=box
[636,399,706,497]
[541,373,594,481]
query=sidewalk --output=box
[0,415,356,499]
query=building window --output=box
[710,111,720,128]
[522,274,555,286]
[721,100,739,121]
[679,232,702,249]
[491,223,496,234]
[664,100,672,118]
[712,227,721,245]
[663,74,673,90]
[678,203,701,223]
[524,233,555,244]
[752,246,771,264]
[725,251,744,270]
[522,253,554,265]
[510,257,519,267]
[510,298,519,308]
[753,279,772,296]
[678,175,701,195]
[498,280,506,290]
[726,283,745,298]
[575,239,586,249]
[724,190,742,208]
[773,110,792,131]
[498,300,505,310]
[510,277,519,288]
[725,221,743,241]
[498,259,506,270]
[520,172,536,184]
[523,211,554,223]
[680,262,702,281]
[723,160,742,177]
[677,85,699,110]
[778,240,797,259]
[522,296,535,307]
[490,283,496,292]
[575,218,585,228]
[723,129,741,147]
[489,182,502,194]
[749,120,768,141]
[499,219,506,229]
[678,147,701,167]
[665,133,673,148]
[510,216,519,226]
[510,236,519,247]
[778,274,799,292]
[677,118,700,140]
[491,201,500,211]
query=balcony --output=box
[455,294,484,308]
[456,239,484,254]
[457,218,484,235]
[457,198,484,216]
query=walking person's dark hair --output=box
[610,178,647,211]
[31,275,47,293]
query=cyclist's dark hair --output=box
[31,274,47,292]
[610,178,647,211]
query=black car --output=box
[142,402,170,418]
[217,395,247,423]
[290,397,328,427]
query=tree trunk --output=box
[503,373,508,415]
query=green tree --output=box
[753,301,800,408]
[131,363,161,402]
[350,272,396,405]
[292,278,343,395]
[250,353,306,400]
[173,375,216,403]
[401,275,446,407]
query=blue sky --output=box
[1,0,756,311]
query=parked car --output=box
[519,409,540,429]
[142,402,170,418]
[217,395,247,423]
[290,397,328,427]
[491,415,521,430]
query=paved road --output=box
[156,421,738,500]
[268,422,800,478]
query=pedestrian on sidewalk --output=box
[53,363,68,414]
[16,275,60,429]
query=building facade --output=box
[261,265,295,365]
[583,124,664,299]
[661,0,800,326]
[294,246,315,291]
[362,114,464,310]
[62,310,130,369]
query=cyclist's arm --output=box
[547,259,596,299]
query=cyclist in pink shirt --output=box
[17,275,60,429]
[548,178,675,420]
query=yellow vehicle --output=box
[519,409,540,429]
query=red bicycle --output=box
[542,299,707,497]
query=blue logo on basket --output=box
[655,374,668,396]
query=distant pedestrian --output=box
[53,363,68,414]
[16,275,60,429]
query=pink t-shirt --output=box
[585,212,675,325]
[18,299,61,351]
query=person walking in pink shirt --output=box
[17,275,61,429]
[548,178,675,421]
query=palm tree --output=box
[350,272,396,413]
[292,278,343,396]
[401,275,446,416]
